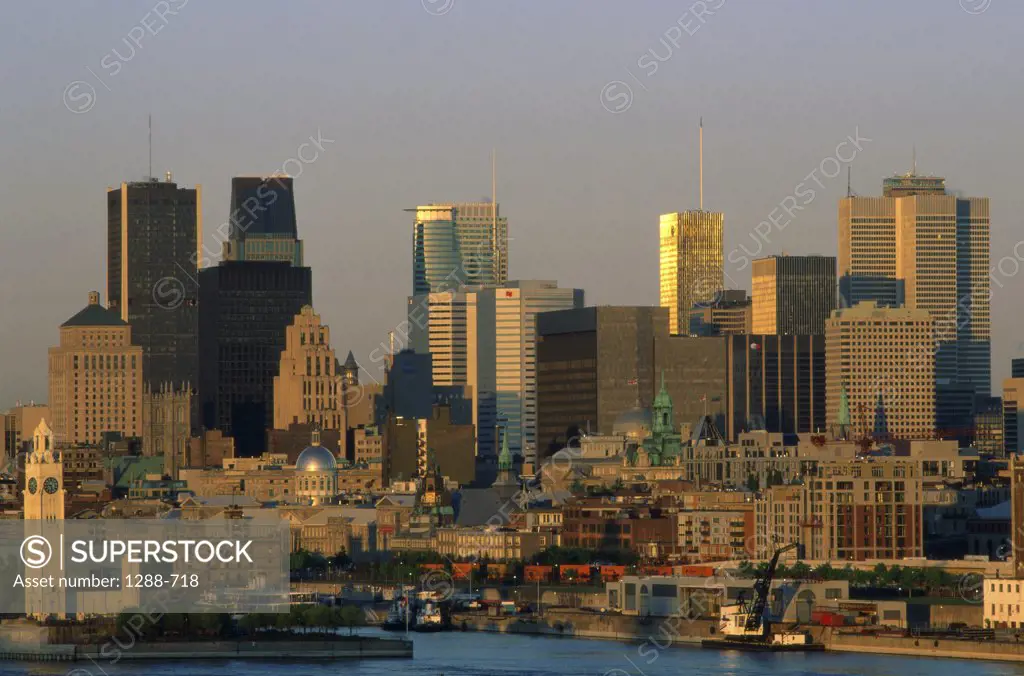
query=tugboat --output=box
[414,600,445,632]
[381,594,411,631]
[702,543,825,652]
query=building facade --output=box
[536,306,668,454]
[407,290,474,387]
[659,210,724,336]
[3,403,50,457]
[141,384,191,478]
[220,176,303,265]
[839,173,990,434]
[805,459,923,561]
[106,177,199,396]
[825,302,936,440]
[751,255,836,335]
[48,292,143,446]
[411,202,508,296]
[837,172,947,308]
[1005,379,1024,456]
[725,334,826,438]
[468,281,584,463]
[273,305,344,431]
[198,261,313,456]
[688,289,751,336]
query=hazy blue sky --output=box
[1,0,1021,404]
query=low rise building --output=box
[676,509,754,562]
[984,578,1024,629]
[606,575,848,621]
[434,527,546,561]
[805,458,923,561]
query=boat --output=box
[381,595,411,631]
[701,543,825,653]
[413,601,445,632]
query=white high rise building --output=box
[468,281,584,464]
[408,282,583,465]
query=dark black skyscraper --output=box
[199,176,310,456]
[221,176,303,266]
[106,176,199,402]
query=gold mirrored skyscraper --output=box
[659,210,724,335]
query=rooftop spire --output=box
[497,426,512,471]
[838,381,851,427]
[699,117,704,211]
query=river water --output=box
[4,630,1024,676]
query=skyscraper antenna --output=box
[492,148,498,277]
[148,114,153,181]
[912,144,917,176]
[699,117,704,211]
[847,166,852,197]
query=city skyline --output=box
[2,1,1023,405]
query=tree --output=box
[789,561,811,579]
[336,605,363,636]
[159,613,188,637]
[745,474,759,492]
[813,563,835,581]
[304,605,334,634]
[289,605,309,633]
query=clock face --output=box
[43,478,59,495]
[28,478,37,495]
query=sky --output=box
[0,0,1021,405]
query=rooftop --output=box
[62,292,126,328]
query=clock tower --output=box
[23,418,64,520]
[22,419,66,618]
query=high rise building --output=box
[659,210,724,335]
[536,306,668,454]
[1013,358,1024,379]
[3,402,50,457]
[838,174,946,308]
[221,176,303,265]
[48,291,143,445]
[411,202,507,296]
[199,261,312,456]
[726,334,826,437]
[658,334,826,440]
[751,255,836,335]
[273,305,345,431]
[972,396,1004,456]
[825,302,936,440]
[407,290,475,387]
[838,196,901,308]
[1004,379,1024,456]
[106,176,200,396]
[688,289,751,337]
[895,192,991,400]
[468,281,584,463]
[838,170,990,434]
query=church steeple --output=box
[652,370,673,435]
[497,427,512,472]
[835,381,851,440]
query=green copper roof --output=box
[497,427,512,471]
[62,304,126,328]
[837,382,851,427]
[653,370,672,408]
[114,456,165,489]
